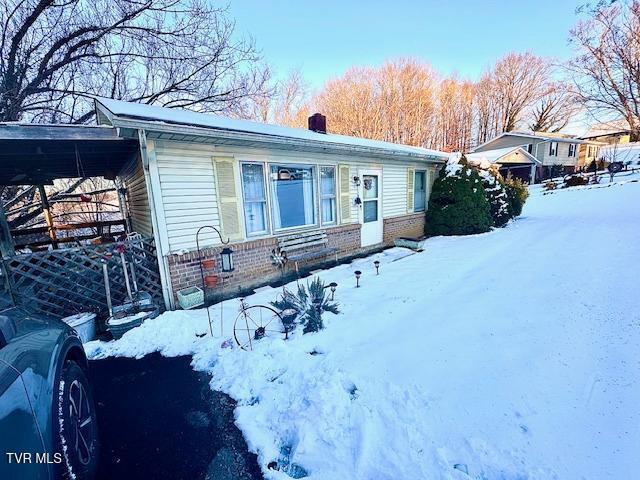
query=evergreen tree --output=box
[480,168,511,227]
[503,176,529,217]
[425,158,492,236]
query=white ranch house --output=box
[95,98,448,309]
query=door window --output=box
[362,175,379,223]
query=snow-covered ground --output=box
[86,174,640,480]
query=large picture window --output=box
[241,163,268,235]
[320,166,336,224]
[270,164,317,230]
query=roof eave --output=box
[474,132,590,151]
[105,115,447,163]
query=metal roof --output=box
[0,124,139,185]
[94,97,448,163]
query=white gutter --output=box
[109,117,448,164]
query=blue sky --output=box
[229,0,585,89]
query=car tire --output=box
[54,360,99,480]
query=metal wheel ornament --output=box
[233,304,288,351]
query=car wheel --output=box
[55,360,99,479]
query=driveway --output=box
[89,353,262,480]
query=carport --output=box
[0,123,163,319]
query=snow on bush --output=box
[425,155,493,236]
[478,166,511,227]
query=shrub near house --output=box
[425,155,529,236]
[503,176,529,217]
[425,158,492,236]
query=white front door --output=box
[360,169,383,247]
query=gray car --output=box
[0,307,99,479]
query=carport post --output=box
[0,202,15,258]
[37,185,58,249]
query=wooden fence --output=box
[10,219,127,249]
[0,237,164,320]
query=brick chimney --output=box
[308,113,327,134]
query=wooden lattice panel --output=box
[1,237,164,319]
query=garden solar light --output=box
[354,270,362,287]
[374,260,380,275]
[329,282,338,300]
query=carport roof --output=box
[0,123,139,185]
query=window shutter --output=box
[428,167,437,189]
[406,168,415,213]
[339,165,351,223]
[425,169,435,210]
[213,157,243,241]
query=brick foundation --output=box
[383,213,425,245]
[166,213,424,307]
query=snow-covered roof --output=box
[94,97,448,161]
[581,120,630,139]
[465,146,540,166]
[473,131,591,152]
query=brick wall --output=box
[166,214,422,307]
[383,213,425,245]
[167,223,362,305]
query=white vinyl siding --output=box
[119,155,153,236]
[155,142,221,252]
[150,140,443,252]
[382,164,408,217]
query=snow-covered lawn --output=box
[86,176,640,480]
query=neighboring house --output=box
[578,120,632,169]
[473,131,598,181]
[464,146,541,183]
[94,98,447,309]
[578,142,607,170]
[580,120,632,145]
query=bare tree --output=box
[475,72,500,145]
[250,69,309,127]
[569,0,640,140]
[0,0,271,123]
[435,77,475,152]
[529,83,579,132]
[312,59,438,148]
[491,52,551,132]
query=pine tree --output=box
[425,158,493,236]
